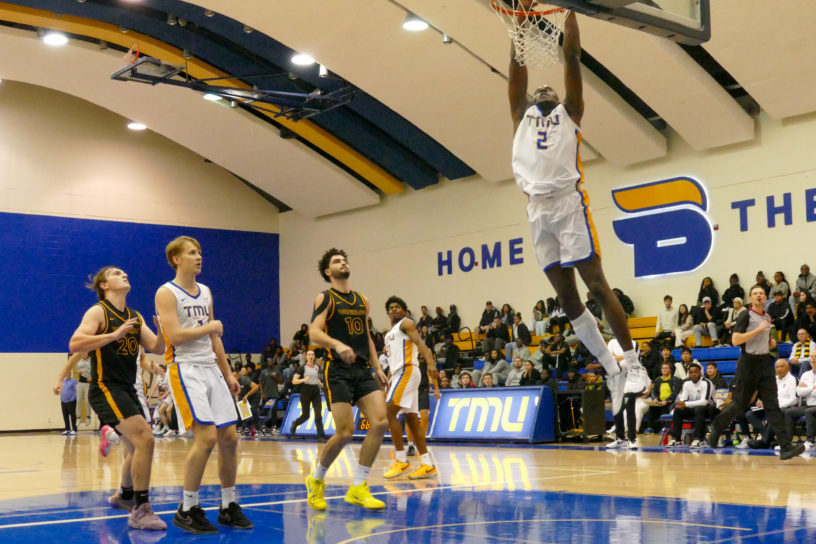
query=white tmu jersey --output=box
[161,281,216,367]
[512,103,582,196]
[384,318,418,376]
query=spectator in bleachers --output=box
[480,373,498,388]
[476,301,500,336]
[647,362,682,433]
[510,337,532,364]
[573,340,595,370]
[238,366,260,433]
[755,271,772,297]
[459,371,476,389]
[720,297,746,347]
[565,369,584,391]
[693,297,723,347]
[795,300,816,340]
[721,273,745,310]
[436,334,460,370]
[450,365,463,389]
[262,337,279,362]
[675,347,699,381]
[259,357,284,432]
[789,329,815,377]
[612,288,634,317]
[532,300,549,335]
[746,359,798,449]
[666,362,716,448]
[697,276,720,307]
[660,345,676,373]
[785,358,816,450]
[772,271,790,299]
[654,295,678,345]
[505,357,525,387]
[543,332,572,378]
[539,368,558,396]
[447,304,461,335]
[272,345,288,367]
[440,376,452,389]
[606,338,650,449]
[547,297,569,334]
[585,291,603,321]
[417,306,433,331]
[791,265,816,314]
[373,331,386,357]
[511,313,532,351]
[419,325,434,351]
[640,341,662,380]
[519,360,542,386]
[672,304,694,348]
[291,323,310,350]
[483,316,510,354]
[500,304,515,328]
[768,291,794,343]
[530,339,549,372]
[706,363,728,389]
[475,349,509,386]
[430,306,448,343]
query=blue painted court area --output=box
[0,483,813,543]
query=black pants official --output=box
[61,400,77,432]
[292,385,324,437]
[712,353,792,447]
[614,393,640,442]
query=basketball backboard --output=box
[544,0,710,45]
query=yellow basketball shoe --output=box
[344,481,385,510]
[383,461,411,480]
[408,464,438,480]
[305,475,327,511]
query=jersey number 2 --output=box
[536,130,548,150]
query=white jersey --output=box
[512,103,582,196]
[384,318,418,375]
[161,281,216,367]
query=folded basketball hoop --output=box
[491,0,569,68]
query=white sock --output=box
[420,453,432,466]
[352,464,371,486]
[570,309,618,375]
[623,348,639,368]
[313,462,329,481]
[221,486,236,508]
[395,449,407,463]
[182,490,199,512]
[407,441,415,448]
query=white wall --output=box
[279,112,816,338]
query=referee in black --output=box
[708,284,805,460]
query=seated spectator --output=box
[647,362,682,433]
[768,291,794,343]
[720,297,746,347]
[639,340,662,380]
[476,301,500,337]
[789,329,815,377]
[438,369,448,383]
[447,304,461,335]
[746,359,798,449]
[659,344,677,374]
[530,339,549,372]
[439,376,452,389]
[417,306,433,331]
[481,372,498,388]
[772,271,791,299]
[532,300,549,335]
[755,271,772,297]
[653,295,678,344]
[499,303,515,327]
[666,362,716,448]
[450,365,463,389]
[419,325,434,350]
[674,347,698,381]
[262,337,279,362]
[697,276,720,307]
[791,264,816,316]
[706,362,728,389]
[782,358,816,449]
[430,306,448,343]
[721,273,745,311]
[483,316,510,354]
[505,313,532,361]
[459,371,476,389]
[693,297,723,347]
[510,337,532,364]
[565,369,583,391]
[272,345,288,367]
[291,323,310,350]
[544,332,572,378]
[436,334,460,370]
[547,298,569,334]
[612,288,634,316]
[585,291,603,321]
[796,299,816,341]
[474,349,509,386]
[672,304,694,348]
[573,340,595,369]
[539,368,558,396]
[505,357,525,387]
[519,360,542,386]
[373,331,385,357]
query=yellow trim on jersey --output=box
[95,348,124,420]
[324,359,333,405]
[404,340,414,368]
[329,289,358,309]
[392,363,413,405]
[576,133,601,258]
[162,327,175,366]
[168,365,194,431]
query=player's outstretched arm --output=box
[53,351,87,395]
[508,41,528,132]
[562,11,584,125]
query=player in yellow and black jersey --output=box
[69,266,166,530]
[304,248,389,512]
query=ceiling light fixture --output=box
[291,53,315,66]
[127,122,147,131]
[43,31,68,46]
[403,13,429,31]
[203,93,222,102]
[318,64,329,78]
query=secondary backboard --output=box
[546,0,710,45]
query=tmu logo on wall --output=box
[437,238,524,276]
[612,177,714,278]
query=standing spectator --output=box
[693,297,723,347]
[57,374,78,435]
[768,291,794,343]
[639,341,662,380]
[483,316,510,354]
[417,306,433,332]
[720,297,746,347]
[647,362,682,433]
[290,350,326,442]
[585,291,603,321]
[519,360,542,386]
[476,301,500,336]
[259,358,284,431]
[666,362,716,448]
[505,357,525,387]
[789,329,816,377]
[436,334,460,370]
[791,265,816,314]
[74,352,92,428]
[238,367,260,434]
[292,324,310,350]
[654,295,678,344]
[722,274,745,310]
[755,271,772,297]
[672,304,695,348]
[612,288,634,317]
[447,304,461,335]
[532,300,549,335]
[697,276,720,307]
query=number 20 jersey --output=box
[90,300,142,387]
[324,289,371,364]
[512,103,581,197]
[161,281,216,367]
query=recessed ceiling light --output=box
[43,32,68,46]
[203,93,222,102]
[403,13,429,31]
[127,122,147,131]
[291,53,315,66]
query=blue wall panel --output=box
[0,212,279,353]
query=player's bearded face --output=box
[330,264,350,280]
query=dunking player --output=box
[382,296,439,480]
[707,285,805,460]
[67,266,166,530]
[305,249,389,511]
[155,236,252,534]
[508,9,645,413]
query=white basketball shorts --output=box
[168,364,238,432]
[527,189,601,271]
[386,363,421,415]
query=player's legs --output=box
[115,415,154,491]
[120,436,134,489]
[355,390,388,468]
[386,402,405,452]
[317,402,355,469]
[575,256,635,353]
[216,424,239,489]
[184,422,217,492]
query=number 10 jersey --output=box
[324,288,371,364]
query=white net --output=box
[491,0,569,68]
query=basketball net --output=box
[491,0,569,68]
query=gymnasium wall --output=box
[278,111,816,338]
[0,81,280,431]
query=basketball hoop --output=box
[490,0,569,68]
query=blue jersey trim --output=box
[169,281,203,299]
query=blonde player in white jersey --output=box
[155,236,252,535]
[508,8,645,416]
[382,296,439,480]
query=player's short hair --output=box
[86,266,118,300]
[664,295,673,301]
[318,248,347,282]
[749,284,766,295]
[165,236,201,269]
[385,296,407,312]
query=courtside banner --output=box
[428,387,555,443]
